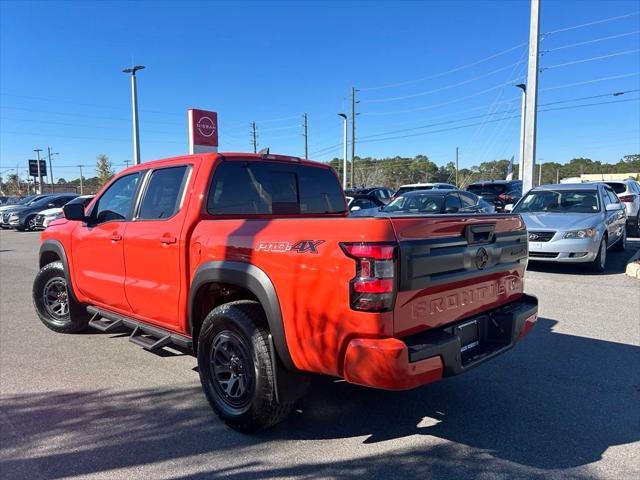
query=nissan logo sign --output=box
[196,116,216,138]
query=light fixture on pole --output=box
[515,84,526,181]
[122,65,145,165]
[338,113,348,189]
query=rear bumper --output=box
[342,294,538,390]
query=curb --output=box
[625,248,640,279]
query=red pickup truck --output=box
[33,152,537,432]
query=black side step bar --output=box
[129,325,171,351]
[86,306,193,351]
[88,312,124,332]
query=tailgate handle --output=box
[465,224,495,245]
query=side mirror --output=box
[63,203,87,222]
[444,206,459,214]
[605,203,623,212]
[504,204,514,212]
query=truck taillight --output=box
[340,242,396,312]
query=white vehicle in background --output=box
[33,195,94,230]
[592,180,640,237]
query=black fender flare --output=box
[189,261,294,370]
[39,239,81,303]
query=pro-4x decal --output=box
[256,240,325,254]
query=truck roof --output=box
[121,152,331,172]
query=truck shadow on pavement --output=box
[1,318,638,479]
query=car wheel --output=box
[32,261,89,333]
[197,300,293,433]
[613,227,626,252]
[26,215,37,231]
[589,237,607,273]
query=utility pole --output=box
[350,87,359,188]
[522,0,540,194]
[47,147,57,192]
[124,159,131,168]
[556,168,560,184]
[34,149,43,194]
[122,65,145,165]
[455,147,459,187]
[303,113,308,159]
[538,160,543,186]
[338,113,348,189]
[251,122,258,153]
[78,165,84,195]
[515,84,527,180]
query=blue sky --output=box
[1,0,639,181]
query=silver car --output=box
[511,183,626,272]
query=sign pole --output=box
[34,149,43,194]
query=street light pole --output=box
[522,0,541,193]
[34,149,43,194]
[515,84,526,181]
[338,113,348,189]
[122,65,145,165]
[78,165,84,195]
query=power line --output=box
[0,116,182,135]
[540,72,640,91]
[361,77,525,117]
[356,97,639,146]
[543,11,639,36]
[542,30,640,54]
[541,48,640,71]
[0,93,180,115]
[359,42,528,92]
[362,60,526,104]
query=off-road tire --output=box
[33,261,89,333]
[197,300,293,433]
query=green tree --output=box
[96,154,114,188]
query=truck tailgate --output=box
[390,215,528,336]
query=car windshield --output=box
[382,194,443,213]
[514,190,600,214]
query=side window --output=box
[138,166,189,220]
[459,192,477,208]
[94,173,141,223]
[606,188,619,204]
[52,196,72,207]
[444,194,462,212]
[601,189,612,207]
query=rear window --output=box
[395,186,432,196]
[467,183,508,195]
[604,182,627,194]
[207,161,346,215]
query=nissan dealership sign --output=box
[188,108,218,154]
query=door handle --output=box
[111,233,122,242]
[160,235,177,245]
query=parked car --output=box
[510,183,626,272]
[466,180,522,211]
[33,151,536,432]
[0,194,55,228]
[351,189,496,216]
[393,182,457,197]
[347,193,386,212]
[33,195,94,230]
[591,180,640,236]
[4,193,78,231]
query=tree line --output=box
[328,154,640,189]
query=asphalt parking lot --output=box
[1,230,639,480]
